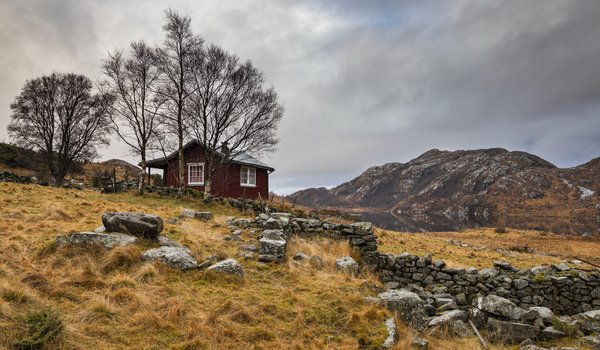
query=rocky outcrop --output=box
[206,259,244,278]
[141,246,198,270]
[55,232,138,249]
[258,229,287,262]
[102,212,164,239]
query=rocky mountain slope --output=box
[290,148,600,234]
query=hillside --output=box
[0,142,142,184]
[290,148,600,234]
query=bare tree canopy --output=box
[8,73,112,186]
[154,9,203,194]
[187,44,284,197]
[102,41,164,194]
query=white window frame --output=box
[240,166,257,187]
[187,162,205,186]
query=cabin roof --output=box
[145,139,275,172]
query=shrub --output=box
[13,307,64,349]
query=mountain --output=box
[289,148,600,234]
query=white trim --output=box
[187,162,205,186]
[240,166,257,187]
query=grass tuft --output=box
[13,307,64,349]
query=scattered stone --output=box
[240,244,258,252]
[141,246,198,270]
[167,217,180,225]
[477,295,517,318]
[258,254,279,263]
[335,256,359,275]
[487,318,539,344]
[102,212,163,239]
[55,232,138,249]
[181,208,213,220]
[494,260,518,271]
[206,258,244,278]
[411,336,429,349]
[94,225,106,233]
[378,289,428,331]
[157,235,191,252]
[258,233,286,262]
[382,317,398,349]
[292,252,310,261]
[583,334,600,349]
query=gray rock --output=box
[574,310,600,335]
[479,268,499,279]
[258,254,279,262]
[528,307,554,323]
[382,317,398,349]
[487,318,540,344]
[411,336,428,349]
[378,289,428,331]
[157,235,190,252]
[181,208,212,220]
[583,334,600,349]
[519,345,547,350]
[94,225,106,233]
[102,212,163,239]
[494,260,517,271]
[167,217,180,225]
[513,278,530,289]
[335,256,359,275]
[428,309,468,328]
[55,232,138,249]
[206,258,244,278]
[141,246,198,270]
[469,307,488,329]
[449,320,474,337]
[240,244,258,252]
[384,282,400,289]
[259,235,286,261]
[540,326,565,340]
[292,252,310,261]
[477,295,517,317]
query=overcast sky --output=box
[1,0,600,194]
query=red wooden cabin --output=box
[145,140,274,200]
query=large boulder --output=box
[487,318,540,344]
[206,258,244,278]
[102,212,163,239]
[141,246,198,270]
[477,295,517,318]
[335,256,359,275]
[378,289,428,331]
[55,232,138,249]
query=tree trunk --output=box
[203,177,211,200]
[139,160,146,195]
[177,135,185,196]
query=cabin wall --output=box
[163,146,269,199]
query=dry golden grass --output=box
[0,182,593,349]
[377,227,600,269]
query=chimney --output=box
[220,141,229,154]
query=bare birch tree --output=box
[186,44,284,198]
[102,41,163,194]
[8,73,112,186]
[154,9,203,195]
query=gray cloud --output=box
[1,0,599,194]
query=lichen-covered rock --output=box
[411,336,429,349]
[335,256,359,275]
[378,289,428,331]
[55,232,138,249]
[574,309,600,335]
[102,212,163,239]
[259,234,286,261]
[477,295,517,318]
[141,246,198,270]
[487,318,540,344]
[206,258,244,278]
[583,334,600,349]
[382,317,398,349]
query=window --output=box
[187,163,204,185]
[240,166,256,187]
